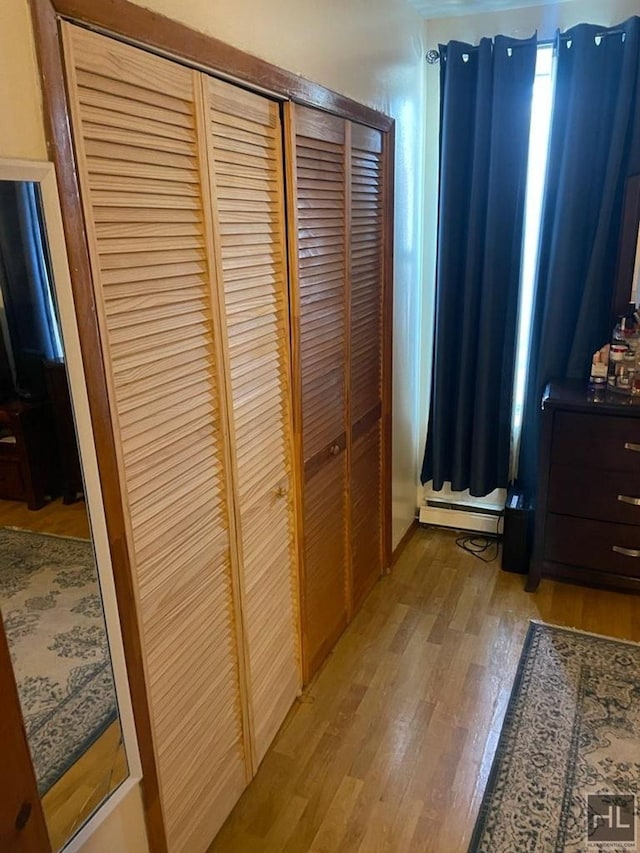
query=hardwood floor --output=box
[0,496,90,539]
[210,526,640,852]
[42,721,127,852]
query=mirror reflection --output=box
[0,180,127,851]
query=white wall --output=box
[0,2,47,161]
[418,0,640,499]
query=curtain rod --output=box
[425,27,626,63]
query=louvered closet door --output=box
[289,105,348,681]
[350,123,385,611]
[203,77,300,766]
[61,25,249,852]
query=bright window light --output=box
[510,44,555,480]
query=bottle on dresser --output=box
[606,303,640,394]
[589,350,607,401]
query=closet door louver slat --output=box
[350,124,384,425]
[303,455,348,673]
[351,420,383,611]
[62,25,249,853]
[349,123,385,607]
[296,110,347,463]
[204,76,300,767]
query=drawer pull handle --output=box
[612,545,640,558]
[618,494,640,506]
[330,444,341,456]
[624,442,640,452]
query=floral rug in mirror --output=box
[0,527,118,794]
[469,621,640,852]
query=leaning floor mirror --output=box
[0,161,137,852]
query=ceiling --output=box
[407,0,574,20]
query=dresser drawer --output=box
[0,459,25,501]
[548,464,640,524]
[545,514,640,578]
[551,412,640,473]
[0,437,20,461]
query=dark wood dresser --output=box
[0,399,55,510]
[528,380,640,593]
[44,360,83,504]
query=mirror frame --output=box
[0,158,142,851]
[612,173,640,320]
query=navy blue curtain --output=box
[421,35,537,495]
[0,181,62,399]
[518,18,640,497]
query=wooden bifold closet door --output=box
[349,123,385,613]
[202,76,300,767]
[287,106,350,681]
[61,23,299,852]
[287,105,387,682]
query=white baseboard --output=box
[418,504,503,535]
[417,480,505,535]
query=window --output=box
[510,44,555,480]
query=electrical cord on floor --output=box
[455,513,503,563]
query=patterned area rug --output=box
[0,527,118,794]
[470,621,640,852]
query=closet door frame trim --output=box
[29,0,394,848]
[382,127,395,572]
[32,0,392,133]
[344,121,354,622]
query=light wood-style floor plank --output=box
[42,721,127,852]
[0,497,90,539]
[210,526,640,852]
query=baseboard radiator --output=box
[418,482,505,535]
